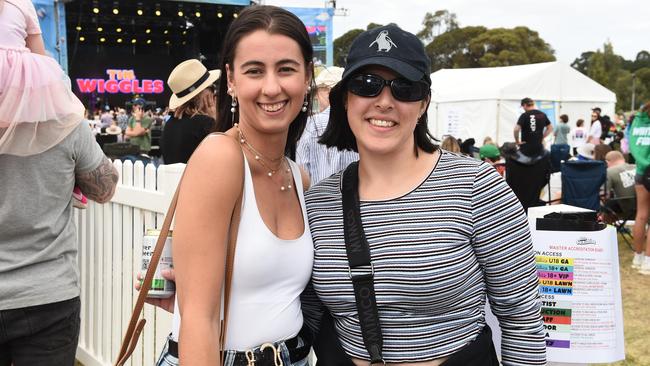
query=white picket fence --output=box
[74,160,185,366]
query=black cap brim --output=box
[342,56,425,82]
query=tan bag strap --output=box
[114,181,181,366]
[115,133,244,366]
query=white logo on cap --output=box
[369,30,397,52]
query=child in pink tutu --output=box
[0,0,89,208]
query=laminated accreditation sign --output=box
[532,226,625,363]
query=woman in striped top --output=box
[302,24,545,365]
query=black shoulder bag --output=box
[313,161,384,365]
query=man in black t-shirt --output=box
[514,97,553,157]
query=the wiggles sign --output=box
[76,69,164,94]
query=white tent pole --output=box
[496,99,501,145]
[435,103,440,139]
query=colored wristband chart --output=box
[537,255,574,349]
[533,226,625,364]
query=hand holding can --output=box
[141,229,175,298]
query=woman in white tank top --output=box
[153,6,317,366]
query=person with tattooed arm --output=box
[0,124,118,365]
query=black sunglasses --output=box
[346,74,429,102]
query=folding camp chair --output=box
[560,160,607,211]
[550,144,571,173]
[505,153,551,211]
[601,195,636,250]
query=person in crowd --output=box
[296,66,358,184]
[125,100,153,154]
[588,107,603,145]
[572,118,587,156]
[479,143,498,162]
[460,137,477,157]
[602,150,637,222]
[162,5,315,365]
[628,102,650,274]
[115,108,129,141]
[594,143,613,161]
[480,143,505,176]
[0,0,119,363]
[441,135,461,153]
[551,114,572,168]
[161,59,219,164]
[514,97,553,157]
[483,136,494,146]
[304,24,545,365]
[100,107,114,130]
[609,131,624,152]
[600,115,615,143]
[616,113,627,130]
[576,143,596,160]
[554,114,570,145]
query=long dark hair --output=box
[214,5,316,159]
[319,80,437,155]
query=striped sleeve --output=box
[471,162,546,365]
[296,117,316,175]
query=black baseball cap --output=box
[341,24,431,83]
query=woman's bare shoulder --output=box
[182,132,244,196]
[188,132,243,171]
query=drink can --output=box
[141,229,175,298]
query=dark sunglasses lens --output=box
[392,79,428,102]
[348,75,383,97]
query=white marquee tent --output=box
[427,61,616,146]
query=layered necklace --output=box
[234,123,293,192]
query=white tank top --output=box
[171,155,314,350]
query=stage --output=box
[63,0,249,111]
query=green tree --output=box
[332,23,384,67]
[571,51,595,74]
[633,51,650,71]
[633,67,650,109]
[425,26,487,71]
[467,27,555,67]
[572,43,650,111]
[416,10,459,43]
[586,42,622,90]
[333,28,363,66]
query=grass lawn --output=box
[604,235,650,366]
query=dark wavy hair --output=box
[214,5,316,159]
[319,78,437,155]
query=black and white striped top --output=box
[303,151,545,365]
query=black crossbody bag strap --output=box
[341,162,385,365]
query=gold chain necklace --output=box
[235,123,293,192]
